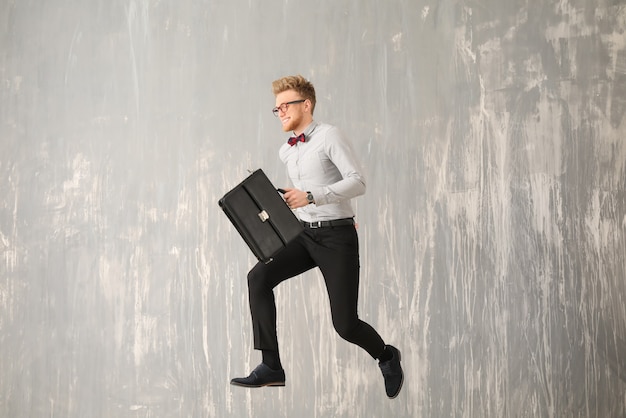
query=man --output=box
[230,75,403,399]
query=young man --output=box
[230,75,404,399]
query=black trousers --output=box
[247,224,385,359]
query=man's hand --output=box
[282,188,309,209]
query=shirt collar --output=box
[292,120,319,141]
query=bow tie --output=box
[287,133,306,146]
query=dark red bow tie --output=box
[287,133,305,146]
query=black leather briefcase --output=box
[218,169,303,263]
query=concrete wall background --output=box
[1,1,625,417]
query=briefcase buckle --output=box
[258,210,270,222]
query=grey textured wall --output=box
[1,1,625,417]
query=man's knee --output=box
[332,316,361,342]
[247,265,270,295]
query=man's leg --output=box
[311,225,386,358]
[311,225,404,398]
[231,234,315,387]
[247,235,315,353]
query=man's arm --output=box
[309,126,365,206]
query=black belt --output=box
[300,218,355,229]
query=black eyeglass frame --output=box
[272,99,306,117]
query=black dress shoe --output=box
[230,363,286,387]
[378,345,404,398]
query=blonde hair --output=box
[272,75,316,114]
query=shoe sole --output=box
[388,348,404,399]
[230,381,285,388]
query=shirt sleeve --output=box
[311,127,366,206]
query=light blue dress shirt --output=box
[278,121,366,223]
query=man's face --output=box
[275,90,308,133]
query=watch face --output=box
[307,192,314,202]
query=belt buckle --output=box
[310,221,322,229]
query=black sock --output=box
[262,350,282,370]
[378,345,392,362]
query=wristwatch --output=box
[306,191,315,204]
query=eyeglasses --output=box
[272,99,305,117]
